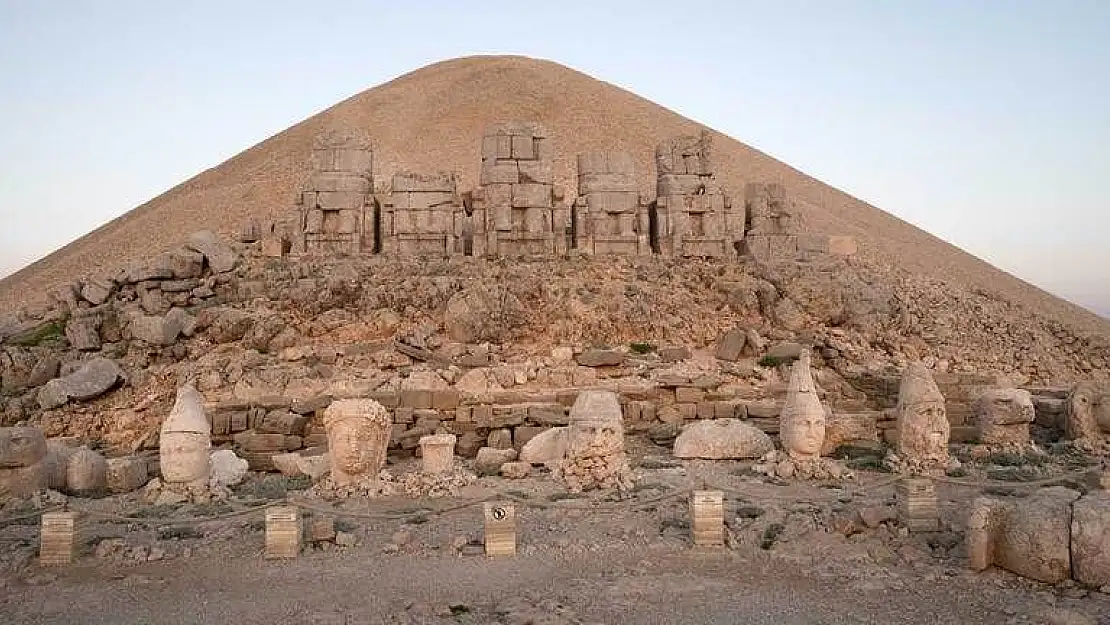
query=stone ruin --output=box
[272,123,856,262]
[651,132,740,257]
[556,390,633,492]
[293,130,375,255]
[471,122,562,256]
[572,152,649,255]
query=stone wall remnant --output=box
[967,487,1080,584]
[295,130,374,255]
[472,122,562,256]
[572,151,649,255]
[382,172,462,255]
[652,132,740,257]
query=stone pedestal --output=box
[690,491,725,547]
[483,502,516,556]
[897,478,939,532]
[265,506,301,559]
[40,511,76,566]
[419,434,457,475]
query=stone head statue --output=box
[0,427,47,469]
[323,399,392,486]
[160,383,211,485]
[565,391,626,459]
[0,426,48,501]
[779,351,826,461]
[1065,383,1110,442]
[896,362,950,467]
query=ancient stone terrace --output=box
[263,125,856,263]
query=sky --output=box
[0,0,1107,317]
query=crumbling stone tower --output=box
[294,130,374,254]
[380,172,462,255]
[742,183,856,261]
[572,151,649,255]
[651,132,742,257]
[472,122,563,256]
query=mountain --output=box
[0,55,1105,336]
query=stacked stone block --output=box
[296,131,374,255]
[473,122,562,256]
[652,132,741,257]
[743,183,857,262]
[572,152,649,255]
[382,172,462,255]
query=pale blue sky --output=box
[0,1,1107,316]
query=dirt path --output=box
[5,542,1106,625]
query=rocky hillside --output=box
[1,55,1106,341]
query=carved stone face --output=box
[567,420,624,459]
[901,399,950,460]
[0,427,47,469]
[160,431,210,483]
[782,412,826,460]
[1068,384,1110,440]
[328,419,376,477]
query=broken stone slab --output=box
[106,456,150,494]
[673,419,774,460]
[575,348,626,367]
[1071,491,1110,587]
[130,309,190,346]
[80,279,114,306]
[65,314,102,351]
[967,487,1079,584]
[714,328,747,362]
[25,356,60,388]
[208,449,249,488]
[186,230,238,274]
[474,447,517,476]
[38,357,124,409]
[519,427,568,465]
[765,342,804,362]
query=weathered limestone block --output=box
[967,487,1079,583]
[65,313,102,351]
[38,357,123,410]
[1072,492,1110,587]
[185,230,238,273]
[43,440,75,491]
[419,433,456,475]
[673,419,773,459]
[476,122,557,256]
[557,391,632,492]
[519,427,568,465]
[209,449,249,488]
[974,388,1035,445]
[652,132,739,258]
[323,399,391,486]
[160,383,211,488]
[106,456,150,494]
[714,327,747,361]
[130,307,193,346]
[573,151,649,255]
[894,363,951,473]
[66,447,108,496]
[779,351,826,461]
[821,412,880,456]
[575,348,625,367]
[745,182,795,235]
[1064,382,1110,443]
[0,426,47,501]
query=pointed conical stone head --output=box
[160,383,211,485]
[895,362,950,468]
[779,351,826,460]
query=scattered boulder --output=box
[38,357,123,409]
[673,419,774,459]
[106,456,150,494]
[66,447,108,496]
[967,487,1079,584]
[500,461,532,479]
[474,447,517,476]
[130,308,194,346]
[519,427,568,465]
[714,328,747,361]
[65,314,102,351]
[857,506,897,529]
[1071,491,1110,587]
[207,308,255,344]
[186,230,239,273]
[575,348,625,367]
[208,450,249,488]
[25,356,60,388]
[443,285,526,343]
[765,342,804,362]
